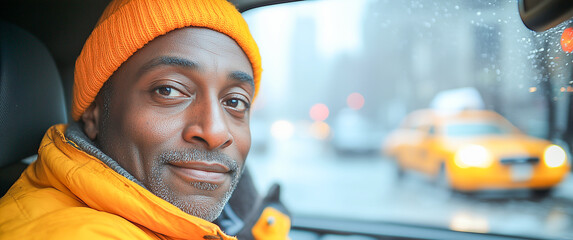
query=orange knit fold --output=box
[72,0,261,120]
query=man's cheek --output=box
[238,129,252,159]
[131,115,177,145]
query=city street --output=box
[246,138,573,240]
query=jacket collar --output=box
[64,122,144,186]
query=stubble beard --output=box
[148,149,242,222]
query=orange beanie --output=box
[72,0,261,120]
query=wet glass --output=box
[243,0,573,239]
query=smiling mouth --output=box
[168,161,231,187]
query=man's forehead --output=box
[115,28,253,84]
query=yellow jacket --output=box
[0,124,236,239]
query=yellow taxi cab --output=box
[383,109,570,193]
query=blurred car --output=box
[383,109,570,193]
[331,108,381,155]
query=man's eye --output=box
[154,86,185,97]
[223,98,249,112]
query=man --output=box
[0,0,290,239]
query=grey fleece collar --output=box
[64,122,145,187]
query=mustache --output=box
[157,149,240,173]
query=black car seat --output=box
[0,21,68,196]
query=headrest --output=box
[0,21,67,167]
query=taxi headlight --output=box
[455,145,493,168]
[544,145,567,168]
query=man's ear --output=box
[81,102,101,140]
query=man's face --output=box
[83,28,254,222]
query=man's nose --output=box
[182,97,233,150]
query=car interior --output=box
[1,0,573,239]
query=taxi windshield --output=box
[446,122,509,136]
[242,0,573,239]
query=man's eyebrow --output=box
[229,71,254,87]
[138,56,254,87]
[138,56,198,76]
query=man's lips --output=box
[168,161,230,185]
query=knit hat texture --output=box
[72,0,261,120]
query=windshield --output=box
[243,0,573,239]
[446,122,509,136]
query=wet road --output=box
[246,138,573,240]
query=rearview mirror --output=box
[229,0,303,12]
[519,0,573,32]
